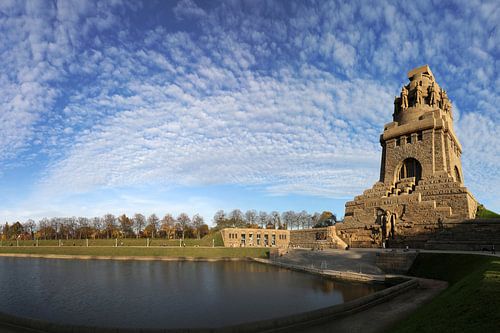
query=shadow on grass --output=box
[389,253,500,333]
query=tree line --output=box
[1,210,336,241]
[212,209,336,230]
[1,213,208,241]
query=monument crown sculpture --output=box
[337,65,477,248]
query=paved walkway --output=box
[298,278,448,333]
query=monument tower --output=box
[338,65,477,248]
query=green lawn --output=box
[0,246,269,258]
[389,253,500,333]
[476,205,500,218]
[2,231,224,247]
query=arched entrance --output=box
[397,158,422,183]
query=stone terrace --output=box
[274,248,385,275]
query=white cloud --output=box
[0,0,498,217]
[173,0,206,20]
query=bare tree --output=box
[281,211,296,230]
[133,213,146,238]
[244,210,258,226]
[91,217,103,239]
[258,211,268,229]
[160,214,176,239]
[103,214,117,239]
[146,214,160,238]
[49,218,60,240]
[213,210,230,229]
[298,210,311,229]
[228,209,245,227]
[271,211,282,229]
[23,219,36,239]
[192,214,204,239]
[77,217,91,239]
[176,213,191,240]
[311,212,321,228]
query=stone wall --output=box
[290,226,347,249]
[338,219,500,250]
[375,251,418,274]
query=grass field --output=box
[0,246,269,258]
[389,253,500,333]
[1,231,225,247]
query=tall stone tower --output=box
[337,65,477,248]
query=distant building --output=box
[221,226,347,250]
[221,228,289,248]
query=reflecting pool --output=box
[0,257,383,329]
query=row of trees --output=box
[1,210,337,241]
[1,213,208,241]
[212,209,336,230]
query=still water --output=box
[0,257,382,329]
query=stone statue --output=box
[438,217,444,230]
[389,214,396,239]
[428,82,437,107]
[383,211,391,239]
[439,89,448,109]
[415,82,423,106]
[401,86,408,110]
[444,99,452,113]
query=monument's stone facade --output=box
[338,65,478,248]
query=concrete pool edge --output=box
[251,257,387,283]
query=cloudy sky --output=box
[0,0,498,223]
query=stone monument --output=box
[337,65,477,248]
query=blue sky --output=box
[0,0,498,224]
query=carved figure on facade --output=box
[439,89,448,109]
[383,211,392,239]
[415,81,423,106]
[428,82,438,107]
[443,98,452,113]
[389,214,396,239]
[401,86,408,110]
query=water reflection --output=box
[0,258,382,329]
